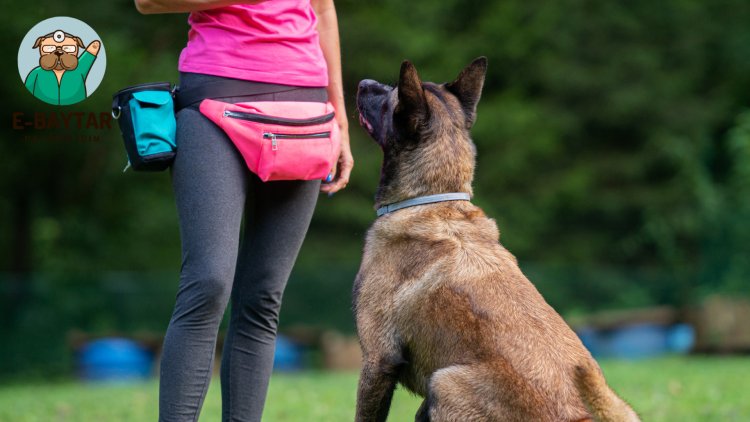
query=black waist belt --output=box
[174,79,304,111]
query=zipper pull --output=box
[122,160,131,173]
[270,133,278,151]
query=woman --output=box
[134,1,352,421]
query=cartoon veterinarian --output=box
[24,29,100,105]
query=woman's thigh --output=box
[170,107,249,286]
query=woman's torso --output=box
[178,0,328,87]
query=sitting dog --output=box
[353,57,640,422]
[24,29,100,105]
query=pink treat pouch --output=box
[199,99,340,181]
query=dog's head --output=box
[356,57,487,208]
[33,30,84,71]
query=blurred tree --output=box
[2,0,750,377]
[331,0,750,310]
[706,109,750,295]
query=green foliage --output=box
[705,110,750,294]
[336,0,750,303]
[2,0,750,377]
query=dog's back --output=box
[365,202,596,420]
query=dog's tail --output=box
[573,362,640,422]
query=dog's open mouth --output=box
[358,112,374,134]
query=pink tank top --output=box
[178,1,328,87]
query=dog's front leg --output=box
[414,398,429,422]
[355,355,403,422]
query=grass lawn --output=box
[0,357,748,421]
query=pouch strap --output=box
[174,79,303,111]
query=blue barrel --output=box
[273,334,303,371]
[78,338,153,381]
[577,323,695,359]
[666,323,695,354]
[607,323,668,359]
[576,327,603,357]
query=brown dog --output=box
[353,57,640,422]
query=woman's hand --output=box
[313,0,352,195]
[321,125,353,195]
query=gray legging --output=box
[160,72,326,422]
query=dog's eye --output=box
[62,45,77,53]
[41,45,56,53]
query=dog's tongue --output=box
[358,113,373,133]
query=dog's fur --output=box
[353,58,640,422]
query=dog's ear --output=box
[445,57,487,128]
[73,37,85,48]
[395,60,428,134]
[32,37,45,49]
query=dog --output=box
[353,57,640,422]
[24,29,100,105]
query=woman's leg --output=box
[219,81,328,422]
[159,106,249,422]
[220,176,321,422]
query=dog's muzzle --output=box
[356,80,392,139]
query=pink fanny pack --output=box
[199,99,340,182]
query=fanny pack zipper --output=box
[224,110,335,126]
[264,132,331,150]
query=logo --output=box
[17,16,106,106]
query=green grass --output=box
[0,357,748,421]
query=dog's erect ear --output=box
[32,37,45,49]
[395,60,428,134]
[445,57,487,128]
[73,37,85,48]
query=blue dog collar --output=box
[376,192,471,217]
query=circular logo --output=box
[17,16,107,106]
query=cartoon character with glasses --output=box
[24,29,100,105]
